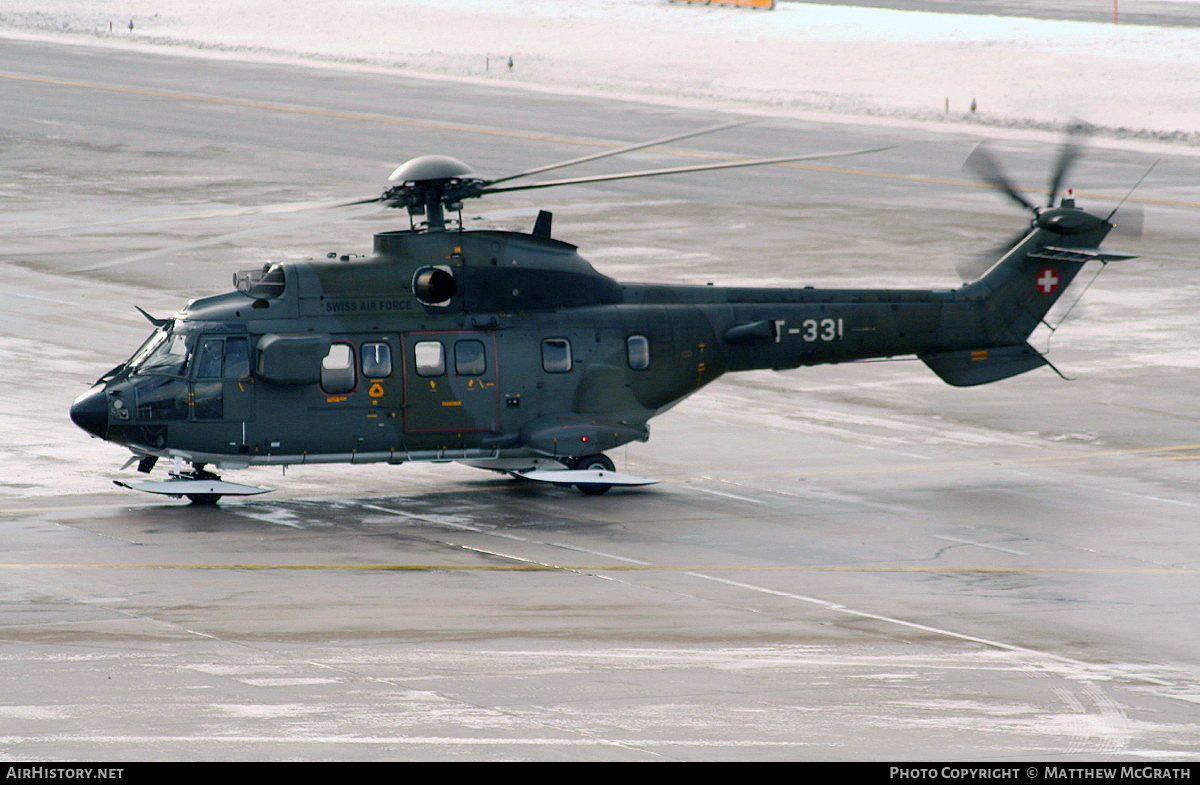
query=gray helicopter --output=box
[69,123,1136,502]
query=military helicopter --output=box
[69,122,1136,502]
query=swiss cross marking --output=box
[1036,267,1060,295]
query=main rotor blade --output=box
[70,204,380,273]
[1046,122,1090,207]
[963,142,1037,213]
[21,197,375,236]
[478,146,894,194]
[484,119,754,187]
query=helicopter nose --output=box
[70,385,108,439]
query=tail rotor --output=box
[1044,121,1091,208]
[957,123,1094,282]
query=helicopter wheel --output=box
[186,494,222,505]
[571,453,615,496]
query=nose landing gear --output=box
[178,465,223,505]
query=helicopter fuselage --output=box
[70,203,1121,485]
[67,126,1135,499]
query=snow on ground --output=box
[2,0,1200,145]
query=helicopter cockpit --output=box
[126,324,194,377]
[69,315,257,452]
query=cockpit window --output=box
[194,339,224,379]
[225,337,250,379]
[192,336,251,380]
[127,328,168,370]
[131,329,194,377]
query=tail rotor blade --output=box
[1105,157,1158,235]
[956,227,1031,282]
[964,142,1036,213]
[1110,201,1144,239]
[1046,122,1090,207]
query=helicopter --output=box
[69,122,1137,502]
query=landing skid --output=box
[516,453,657,495]
[514,468,658,488]
[113,478,271,504]
[114,460,270,504]
[465,452,656,495]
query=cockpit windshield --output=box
[127,325,194,377]
[127,327,167,369]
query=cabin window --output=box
[361,342,393,378]
[541,338,572,373]
[321,342,356,394]
[414,340,445,377]
[627,335,650,370]
[455,340,486,376]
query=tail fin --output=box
[921,202,1134,385]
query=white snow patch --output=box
[2,1,1200,144]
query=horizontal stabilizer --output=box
[114,479,271,497]
[1028,247,1137,264]
[515,469,658,487]
[920,343,1048,387]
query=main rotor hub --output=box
[387,155,473,183]
[382,156,488,230]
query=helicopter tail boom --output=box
[702,203,1130,386]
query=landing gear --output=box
[113,458,271,502]
[462,454,657,494]
[175,464,223,505]
[569,453,615,495]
